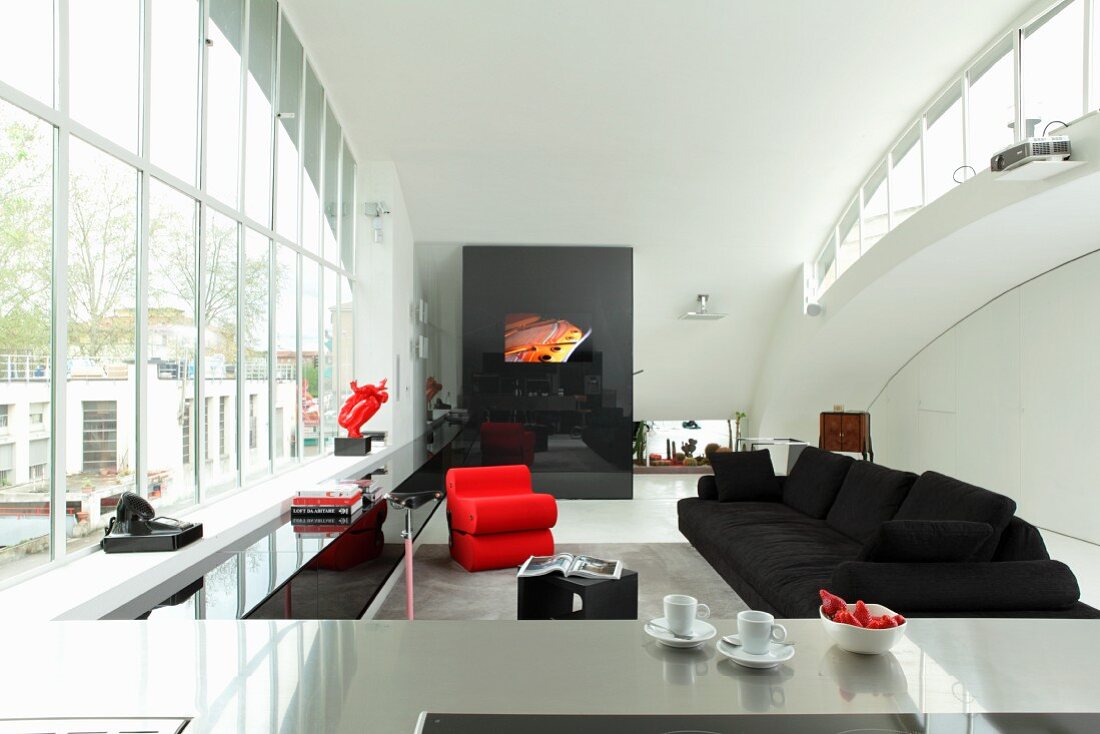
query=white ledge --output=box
[0,443,403,621]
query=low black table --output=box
[517,570,638,620]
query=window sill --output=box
[0,442,398,621]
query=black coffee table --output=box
[517,570,638,620]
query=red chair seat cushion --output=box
[451,528,554,572]
[450,493,557,535]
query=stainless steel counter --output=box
[1,618,1097,732]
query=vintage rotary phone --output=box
[102,491,203,553]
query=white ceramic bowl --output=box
[819,603,907,655]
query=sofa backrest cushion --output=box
[826,462,917,542]
[893,471,1016,561]
[992,517,1051,562]
[710,450,781,502]
[857,520,994,562]
[782,446,854,518]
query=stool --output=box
[517,569,638,620]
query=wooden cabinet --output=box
[819,411,872,461]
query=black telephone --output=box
[102,491,203,553]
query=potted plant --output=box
[633,422,652,466]
[728,411,747,451]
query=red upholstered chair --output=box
[479,422,536,466]
[446,465,557,572]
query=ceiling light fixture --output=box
[679,294,727,321]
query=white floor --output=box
[420,473,1100,609]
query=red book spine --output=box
[292,491,363,507]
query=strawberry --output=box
[893,614,906,626]
[833,608,862,627]
[865,618,888,629]
[819,589,846,618]
[853,600,873,627]
[877,614,898,628]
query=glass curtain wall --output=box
[811,0,1099,300]
[0,0,356,584]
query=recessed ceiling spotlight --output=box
[679,294,727,321]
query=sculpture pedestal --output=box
[335,432,386,456]
[335,436,373,456]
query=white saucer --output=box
[644,618,716,648]
[717,639,795,669]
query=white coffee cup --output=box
[737,609,787,654]
[664,594,711,635]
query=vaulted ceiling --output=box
[284,0,1040,419]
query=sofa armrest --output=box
[829,560,1081,613]
[450,493,557,535]
[697,475,718,500]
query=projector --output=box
[991,136,1070,172]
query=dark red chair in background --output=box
[446,465,557,571]
[479,422,536,466]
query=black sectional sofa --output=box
[678,447,1100,618]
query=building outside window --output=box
[0,443,13,486]
[0,405,9,430]
[249,394,258,450]
[81,401,118,474]
[29,402,46,427]
[219,396,229,458]
[28,438,47,481]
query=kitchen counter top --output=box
[1,617,1097,732]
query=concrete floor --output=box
[418,473,1100,609]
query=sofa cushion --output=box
[858,520,993,562]
[893,472,1016,561]
[825,462,916,542]
[697,474,718,501]
[710,450,781,502]
[782,446,854,518]
[992,517,1050,562]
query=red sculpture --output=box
[338,379,389,438]
[425,376,443,403]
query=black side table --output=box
[517,570,638,620]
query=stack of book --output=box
[291,487,365,537]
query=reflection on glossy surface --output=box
[140,420,463,620]
[716,659,793,712]
[642,640,711,686]
[819,645,909,700]
[1,619,1099,732]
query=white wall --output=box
[869,249,1100,544]
[413,243,462,409]
[357,161,424,445]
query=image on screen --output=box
[504,312,592,363]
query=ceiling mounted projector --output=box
[679,294,727,321]
[991,136,1070,172]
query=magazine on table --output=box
[517,553,622,580]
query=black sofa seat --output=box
[678,447,1100,619]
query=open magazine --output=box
[517,553,623,580]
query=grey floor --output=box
[375,542,747,621]
[374,474,749,620]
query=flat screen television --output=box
[504,312,592,363]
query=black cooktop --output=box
[415,712,1098,734]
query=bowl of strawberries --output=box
[819,589,907,655]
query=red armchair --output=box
[480,422,536,466]
[446,465,557,572]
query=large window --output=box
[967,36,1015,170]
[0,1,356,584]
[923,85,964,204]
[1023,0,1085,136]
[836,199,860,277]
[810,0,1096,300]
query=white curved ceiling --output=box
[284,0,1041,419]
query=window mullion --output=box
[50,0,71,562]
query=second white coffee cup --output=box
[664,594,710,635]
[737,609,787,654]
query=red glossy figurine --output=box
[338,379,389,438]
